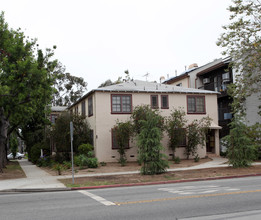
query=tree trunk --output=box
[0,107,9,172]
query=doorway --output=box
[206,130,215,153]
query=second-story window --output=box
[187,95,205,114]
[88,96,93,117]
[151,95,158,109]
[111,94,132,114]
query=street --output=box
[1,176,261,220]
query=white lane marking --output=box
[78,190,115,206]
[226,188,240,191]
[158,185,240,195]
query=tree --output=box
[131,105,164,135]
[98,70,131,88]
[52,68,88,106]
[185,117,211,159]
[165,108,187,160]
[52,112,91,153]
[0,12,54,171]
[113,120,133,166]
[217,0,261,116]
[98,79,114,88]
[9,133,18,159]
[136,107,168,175]
[222,116,257,167]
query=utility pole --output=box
[70,121,75,184]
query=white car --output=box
[7,152,25,160]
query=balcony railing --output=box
[198,82,229,97]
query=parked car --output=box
[7,152,25,160]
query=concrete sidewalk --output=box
[1,157,261,192]
[0,159,66,191]
[57,157,229,179]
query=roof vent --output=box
[188,63,198,69]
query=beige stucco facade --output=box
[69,85,220,162]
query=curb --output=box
[2,173,261,193]
[71,173,261,190]
[0,188,71,193]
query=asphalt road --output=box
[1,176,261,220]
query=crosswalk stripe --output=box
[78,190,115,206]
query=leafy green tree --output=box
[185,117,211,159]
[52,69,88,106]
[0,12,54,171]
[9,133,18,159]
[113,120,133,166]
[136,107,168,175]
[98,79,114,88]
[98,70,131,88]
[165,108,187,160]
[223,116,257,167]
[131,105,164,135]
[52,112,91,153]
[217,0,261,116]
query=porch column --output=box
[214,129,220,156]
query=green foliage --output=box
[194,154,200,162]
[71,114,92,150]
[76,154,88,168]
[87,151,94,158]
[137,107,169,175]
[78,143,93,156]
[132,105,164,135]
[113,120,133,166]
[217,0,261,116]
[73,155,81,167]
[165,108,187,160]
[100,162,107,166]
[98,70,131,88]
[9,134,18,159]
[0,12,57,169]
[63,160,72,169]
[223,116,257,168]
[52,163,65,175]
[30,143,42,164]
[30,142,49,164]
[54,152,70,163]
[37,156,53,167]
[74,154,98,168]
[87,157,98,168]
[173,156,181,164]
[52,112,91,153]
[185,117,211,159]
[52,113,71,152]
[52,71,87,106]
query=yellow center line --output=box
[115,189,261,206]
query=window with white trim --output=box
[111,95,132,113]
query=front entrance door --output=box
[206,130,215,153]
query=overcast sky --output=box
[2,0,231,90]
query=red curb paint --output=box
[71,173,261,190]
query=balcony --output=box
[198,81,229,98]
